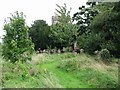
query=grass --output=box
[0,45,2,89]
[41,53,118,88]
[1,52,119,88]
[42,62,90,88]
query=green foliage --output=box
[60,53,75,59]
[29,20,50,50]
[72,2,100,54]
[2,61,32,82]
[58,59,79,72]
[89,2,120,57]
[50,23,78,49]
[55,3,71,24]
[56,53,118,88]
[99,49,110,62]
[2,53,118,88]
[50,4,79,49]
[84,32,102,54]
[2,11,34,63]
[73,2,99,35]
[74,69,117,88]
[2,60,62,88]
[43,53,75,63]
[0,44,2,55]
[73,2,120,58]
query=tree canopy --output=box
[73,2,120,57]
[50,4,79,49]
[55,3,72,24]
[29,20,50,50]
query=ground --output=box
[1,53,119,88]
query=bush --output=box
[2,11,34,63]
[99,49,110,62]
[77,33,101,55]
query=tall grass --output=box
[0,44,2,89]
[2,60,62,88]
[2,53,118,88]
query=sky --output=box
[0,0,88,43]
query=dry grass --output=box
[28,53,45,65]
[76,54,118,80]
[32,53,44,61]
[2,53,118,88]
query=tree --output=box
[72,2,100,52]
[50,23,78,49]
[89,2,120,57]
[29,20,50,50]
[2,11,34,63]
[73,2,99,35]
[55,3,72,24]
[73,2,120,57]
[50,4,78,49]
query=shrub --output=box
[99,49,110,62]
[2,11,34,63]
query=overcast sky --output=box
[0,0,88,43]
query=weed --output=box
[2,53,118,88]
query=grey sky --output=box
[0,0,88,43]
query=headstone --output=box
[80,49,84,53]
[29,67,37,76]
[63,47,66,52]
[50,49,54,54]
[36,51,39,54]
[94,50,99,55]
[46,49,49,54]
[53,49,56,54]
[58,49,61,53]
[43,49,46,53]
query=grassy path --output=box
[2,53,118,88]
[42,61,91,88]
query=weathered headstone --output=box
[80,49,84,53]
[36,51,39,54]
[58,49,61,53]
[50,49,54,54]
[29,66,38,76]
[94,50,99,55]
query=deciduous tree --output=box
[50,4,78,49]
[2,11,34,63]
[29,20,50,50]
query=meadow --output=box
[1,52,118,88]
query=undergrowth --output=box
[1,53,118,88]
[2,60,62,88]
[57,54,118,88]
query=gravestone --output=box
[80,49,84,53]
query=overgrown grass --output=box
[2,53,118,88]
[2,60,62,88]
[0,44,2,89]
[43,53,118,88]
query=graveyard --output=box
[1,50,118,88]
[0,1,120,89]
